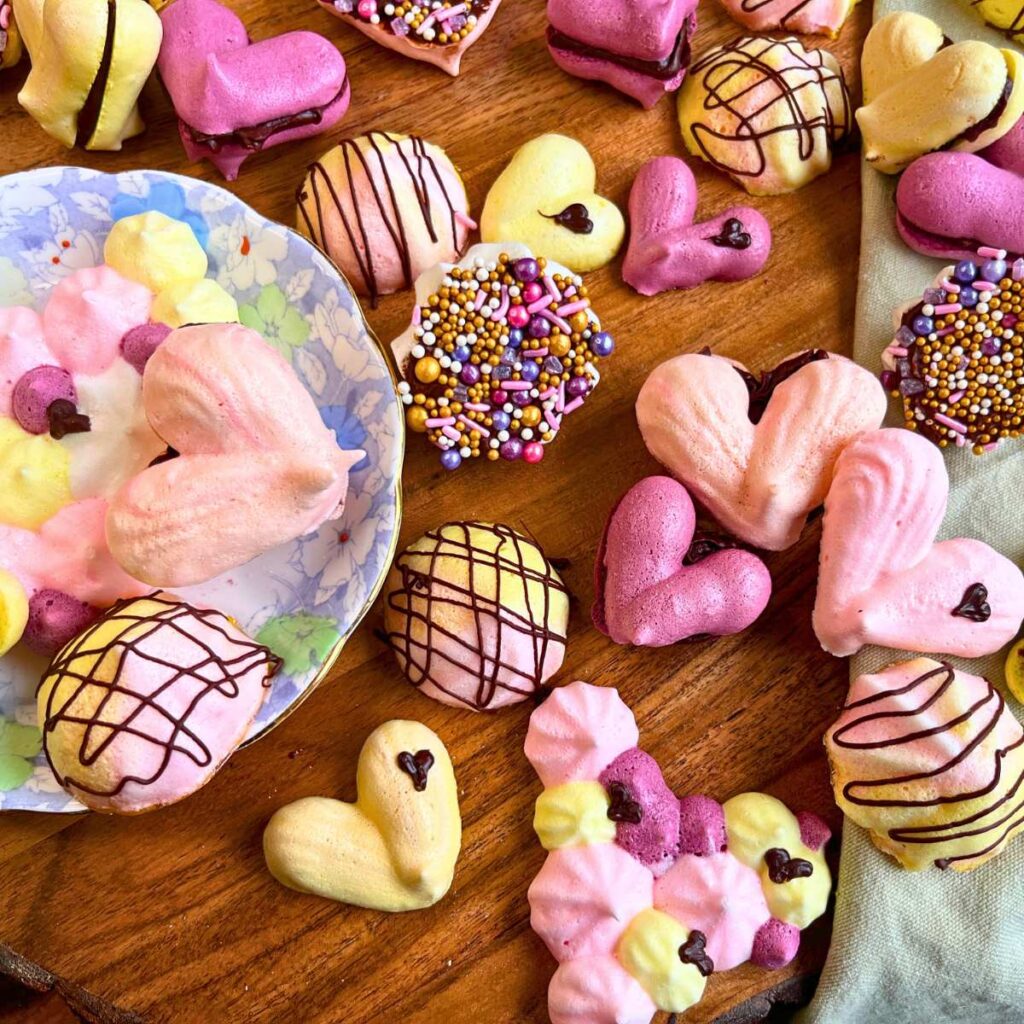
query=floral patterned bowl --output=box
[0,167,404,813]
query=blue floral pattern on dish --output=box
[0,167,403,814]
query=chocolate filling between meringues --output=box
[547,13,695,81]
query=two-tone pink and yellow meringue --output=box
[826,658,1024,871]
[38,592,278,813]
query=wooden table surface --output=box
[0,0,872,1020]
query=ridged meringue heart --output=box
[635,350,887,551]
[106,323,364,588]
[812,429,1024,658]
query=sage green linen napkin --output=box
[803,4,1024,1022]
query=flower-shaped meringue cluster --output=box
[524,682,832,1024]
[0,212,238,657]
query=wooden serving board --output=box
[0,0,871,1018]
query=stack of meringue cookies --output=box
[2,0,1024,1020]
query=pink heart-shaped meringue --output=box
[813,428,1024,658]
[636,350,888,550]
[593,475,771,645]
[158,0,351,180]
[106,324,364,589]
[623,157,772,295]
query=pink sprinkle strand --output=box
[489,288,510,322]
[934,303,962,315]
[412,307,422,326]
[540,308,572,333]
[435,2,466,19]
[425,416,456,427]
[459,414,488,436]
[978,246,1005,259]
[464,402,489,412]
[974,281,998,291]
[933,413,967,434]
[544,275,562,304]
[441,425,461,441]
[941,280,961,293]
[527,295,552,314]
[556,381,565,412]
[557,299,590,317]
[948,390,965,403]
[888,345,909,357]
[544,409,561,432]
[562,396,584,416]
[521,348,548,359]
[503,381,532,391]
[474,289,487,310]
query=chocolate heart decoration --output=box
[623,157,771,295]
[813,428,1024,658]
[593,475,772,646]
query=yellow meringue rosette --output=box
[617,908,708,1014]
[534,781,616,851]
[104,212,208,294]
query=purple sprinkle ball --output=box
[513,258,540,283]
[24,590,100,658]
[750,918,801,970]
[121,323,172,375]
[11,366,76,435]
[566,375,589,398]
[676,795,728,857]
[499,438,523,460]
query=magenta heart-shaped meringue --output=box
[623,157,771,296]
[593,475,772,646]
[158,0,351,179]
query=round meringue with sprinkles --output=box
[882,247,1024,455]
[390,242,614,469]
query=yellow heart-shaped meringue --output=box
[481,134,625,272]
[264,720,461,912]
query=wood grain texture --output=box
[0,0,871,1019]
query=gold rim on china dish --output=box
[238,226,406,749]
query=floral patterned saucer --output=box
[0,167,403,813]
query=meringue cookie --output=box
[297,132,472,306]
[635,350,887,550]
[826,658,1024,871]
[381,521,569,710]
[966,0,1024,43]
[106,323,364,587]
[150,278,239,328]
[480,135,625,272]
[17,0,162,150]
[38,592,277,813]
[104,211,208,294]
[813,429,1024,658]
[0,568,29,656]
[678,35,852,195]
[265,720,461,911]
[858,14,1024,173]
[712,0,858,35]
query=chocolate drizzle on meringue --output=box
[952,583,991,622]
[397,749,435,791]
[540,202,594,235]
[606,780,643,823]
[297,130,464,307]
[764,847,814,883]
[678,930,715,976]
[46,399,91,440]
[731,348,830,424]
[831,661,1024,869]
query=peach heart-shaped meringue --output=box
[593,475,771,645]
[106,323,364,588]
[635,350,887,550]
[623,157,771,296]
[813,428,1024,658]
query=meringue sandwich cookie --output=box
[813,429,1024,659]
[545,0,698,109]
[265,720,461,911]
[826,658,1024,872]
[38,593,279,814]
[635,349,886,551]
[712,0,858,35]
[480,135,625,273]
[297,132,473,307]
[677,35,852,196]
[315,0,502,76]
[381,521,569,710]
[17,0,162,150]
[882,251,1024,453]
[158,0,351,180]
[894,117,1024,262]
[858,14,1024,174]
[106,323,365,588]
